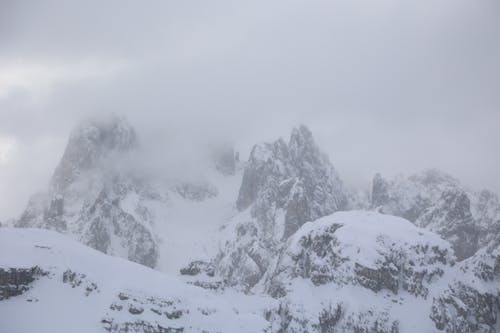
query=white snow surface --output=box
[0,227,275,333]
[1,210,500,333]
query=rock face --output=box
[50,114,137,194]
[103,291,188,332]
[263,211,453,298]
[215,125,349,290]
[266,301,400,333]
[370,169,500,260]
[473,189,500,252]
[261,212,499,333]
[430,247,500,333]
[0,267,46,300]
[418,189,478,261]
[16,116,161,267]
[179,260,215,277]
[236,125,348,232]
[16,116,231,271]
[430,282,498,333]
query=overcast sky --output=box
[0,0,499,220]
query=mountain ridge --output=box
[4,115,500,333]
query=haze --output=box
[0,0,499,220]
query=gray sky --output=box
[0,0,499,220]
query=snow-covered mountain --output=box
[371,169,500,260]
[15,115,242,272]
[213,125,350,290]
[261,211,499,333]
[2,212,499,333]
[3,116,500,332]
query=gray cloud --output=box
[0,0,499,219]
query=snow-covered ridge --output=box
[371,169,500,260]
[3,210,499,333]
[261,212,499,333]
[0,227,273,333]
[5,115,500,332]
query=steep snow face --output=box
[371,169,500,260]
[0,228,274,333]
[214,126,349,290]
[15,116,241,272]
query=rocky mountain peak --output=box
[215,125,349,289]
[371,169,500,261]
[288,124,316,159]
[408,168,460,188]
[371,173,390,208]
[50,115,137,193]
[6,116,500,333]
[237,125,346,213]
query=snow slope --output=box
[2,210,500,332]
[0,227,274,333]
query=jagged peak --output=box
[408,168,460,187]
[288,124,326,166]
[248,138,288,163]
[289,124,313,144]
[68,114,137,152]
[50,114,137,192]
[289,124,315,148]
[248,125,320,165]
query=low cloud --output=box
[0,0,499,219]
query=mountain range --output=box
[1,115,499,333]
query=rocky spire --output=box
[236,124,348,226]
[50,115,137,193]
[214,125,349,289]
[371,173,389,209]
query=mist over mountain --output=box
[2,115,499,333]
[1,0,499,332]
[1,0,500,221]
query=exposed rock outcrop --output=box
[263,211,453,298]
[370,169,500,260]
[0,266,47,300]
[14,115,227,269]
[214,125,349,290]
